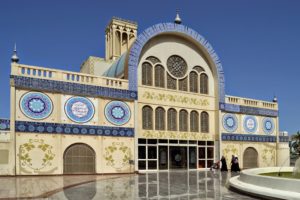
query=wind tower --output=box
[105,17,138,61]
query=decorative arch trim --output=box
[128,22,225,103]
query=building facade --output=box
[0,16,289,175]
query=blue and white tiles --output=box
[20,92,53,120]
[105,101,131,126]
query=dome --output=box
[102,53,127,78]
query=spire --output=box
[11,43,19,63]
[273,95,278,103]
[174,9,182,24]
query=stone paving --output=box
[49,171,261,200]
[0,171,263,199]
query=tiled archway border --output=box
[128,22,225,103]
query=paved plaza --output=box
[0,170,262,199]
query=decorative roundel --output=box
[20,92,53,120]
[65,97,95,123]
[222,113,238,132]
[263,118,274,134]
[243,115,258,133]
[105,101,131,125]
[166,55,188,78]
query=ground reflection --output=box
[50,171,260,200]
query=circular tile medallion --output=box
[20,92,53,120]
[65,97,95,123]
[243,115,258,133]
[222,113,238,132]
[105,101,131,125]
[263,118,274,134]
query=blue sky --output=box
[0,0,299,135]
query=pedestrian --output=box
[220,156,228,171]
[231,155,240,172]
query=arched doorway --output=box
[63,143,96,174]
[243,147,258,169]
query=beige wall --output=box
[221,141,276,169]
[15,133,134,175]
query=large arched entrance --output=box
[243,147,258,169]
[63,143,96,174]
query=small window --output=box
[142,62,153,86]
[142,106,153,130]
[201,112,209,133]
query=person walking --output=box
[220,156,228,171]
[231,155,240,172]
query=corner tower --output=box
[105,17,138,61]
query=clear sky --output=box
[0,0,299,135]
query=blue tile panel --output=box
[279,136,289,143]
[128,23,225,103]
[220,103,278,117]
[0,119,10,130]
[11,75,137,100]
[15,121,134,137]
[221,133,277,143]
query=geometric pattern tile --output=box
[0,119,10,130]
[20,92,53,120]
[221,133,276,143]
[221,103,278,117]
[222,113,238,132]
[262,117,274,135]
[105,101,131,126]
[15,121,134,137]
[12,75,137,100]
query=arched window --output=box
[155,107,165,130]
[142,62,153,86]
[193,66,205,73]
[179,77,188,91]
[201,111,209,133]
[179,110,188,132]
[146,56,161,65]
[142,106,153,130]
[189,71,198,93]
[155,65,165,88]
[190,111,199,132]
[167,108,177,131]
[167,73,177,90]
[200,73,208,94]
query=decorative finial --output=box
[174,9,182,24]
[273,95,278,103]
[11,43,19,63]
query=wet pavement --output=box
[50,171,261,200]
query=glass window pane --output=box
[148,160,157,169]
[148,146,157,159]
[138,161,146,170]
[207,147,214,159]
[198,147,205,159]
[138,146,146,159]
[198,160,205,168]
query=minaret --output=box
[174,10,182,24]
[11,43,19,63]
